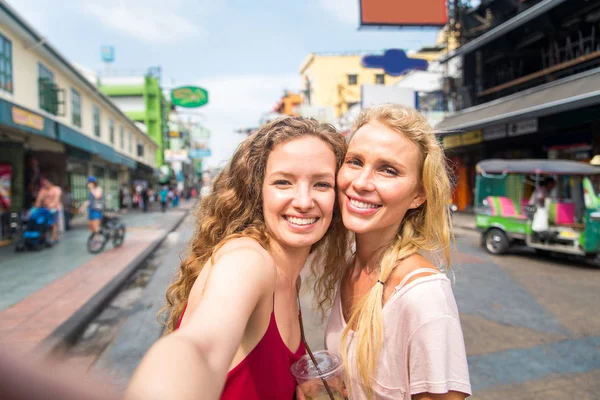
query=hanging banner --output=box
[189,148,212,159]
[0,164,11,211]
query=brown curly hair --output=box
[161,117,349,333]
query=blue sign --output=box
[362,49,428,77]
[189,148,212,159]
[101,46,115,63]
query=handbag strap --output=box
[296,280,336,400]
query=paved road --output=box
[63,222,600,399]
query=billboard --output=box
[164,149,189,162]
[362,49,428,77]
[360,0,448,27]
[361,85,416,109]
[101,46,115,63]
[298,105,335,124]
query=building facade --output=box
[299,53,405,117]
[0,2,157,240]
[273,91,302,116]
[437,0,600,211]
[99,74,168,167]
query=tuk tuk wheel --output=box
[484,228,509,255]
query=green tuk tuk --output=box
[474,159,600,259]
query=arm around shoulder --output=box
[126,240,276,400]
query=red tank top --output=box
[177,307,306,400]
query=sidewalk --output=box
[0,200,197,356]
[453,212,477,231]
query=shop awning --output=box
[436,68,600,132]
[58,124,137,169]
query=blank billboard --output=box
[360,0,448,27]
[361,84,416,109]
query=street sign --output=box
[171,86,209,108]
[189,148,212,158]
[101,46,115,63]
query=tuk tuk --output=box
[474,159,600,259]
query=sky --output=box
[9,0,440,167]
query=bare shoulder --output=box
[215,237,273,265]
[388,253,440,288]
[186,237,276,313]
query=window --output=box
[347,74,358,85]
[39,63,58,114]
[71,88,81,127]
[109,119,115,144]
[93,106,101,137]
[128,132,133,153]
[0,34,13,93]
[137,141,144,157]
[119,126,124,149]
[375,74,385,85]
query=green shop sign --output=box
[171,86,208,108]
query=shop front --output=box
[0,100,60,240]
[443,130,485,211]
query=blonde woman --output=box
[323,105,471,400]
[126,118,348,400]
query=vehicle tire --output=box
[87,232,106,254]
[112,225,126,248]
[484,228,509,255]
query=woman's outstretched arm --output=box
[125,240,276,400]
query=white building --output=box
[0,2,157,236]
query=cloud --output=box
[318,0,359,25]
[82,0,203,44]
[9,0,206,44]
[194,74,301,168]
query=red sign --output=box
[360,0,448,27]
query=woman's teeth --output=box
[350,199,380,209]
[285,216,317,225]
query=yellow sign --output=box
[12,107,44,131]
[442,134,462,149]
[461,130,483,146]
[168,131,181,138]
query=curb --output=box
[38,204,195,357]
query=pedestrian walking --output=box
[142,187,150,213]
[34,176,62,243]
[318,105,471,400]
[159,185,169,213]
[125,118,348,400]
[79,176,104,235]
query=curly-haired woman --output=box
[126,118,348,400]
[322,105,472,400]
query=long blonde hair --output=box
[161,117,349,333]
[340,104,453,398]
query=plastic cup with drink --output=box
[291,350,347,400]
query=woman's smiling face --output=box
[337,122,425,238]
